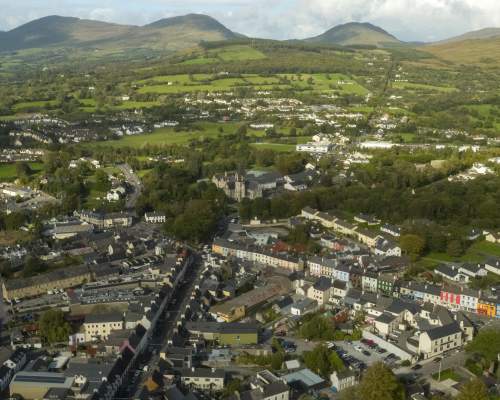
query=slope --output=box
[306,22,401,47]
[425,37,500,65]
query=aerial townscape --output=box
[0,2,500,400]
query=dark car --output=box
[411,364,422,370]
[362,350,371,356]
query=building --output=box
[355,228,381,248]
[180,368,225,391]
[209,277,290,322]
[380,224,401,237]
[10,371,74,400]
[212,171,284,201]
[331,370,357,392]
[227,370,290,400]
[485,232,500,244]
[296,142,333,154]
[307,277,333,306]
[291,298,318,316]
[77,210,133,229]
[83,313,124,342]
[144,212,166,224]
[185,322,259,345]
[417,323,463,359]
[485,257,500,276]
[3,264,91,301]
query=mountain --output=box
[437,27,500,44]
[305,22,401,47]
[425,36,500,65]
[0,14,239,53]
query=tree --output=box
[357,362,404,400]
[39,309,71,344]
[400,234,426,261]
[446,239,464,257]
[466,328,500,363]
[303,344,345,378]
[222,379,242,399]
[299,315,336,340]
[94,169,110,192]
[16,162,32,181]
[456,378,488,400]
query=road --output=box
[118,164,142,209]
[114,253,202,399]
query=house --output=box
[162,347,193,369]
[330,369,357,392]
[361,272,378,293]
[417,322,463,359]
[106,185,126,202]
[83,312,124,342]
[291,298,317,316]
[281,368,325,391]
[434,264,468,283]
[485,232,500,244]
[307,277,333,305]
[227,370,290,400]
[354,214,380,226]
[0,365,12,392]
[380,224,401,238]
[485,257,500,276]
[332,280,348,302]
[355,228,381,248]
[180,368,225,391]
[458,263,487,279]
[374,238,401,257]
[144,212,166,224]
[477,296,497,318]
[307,256,336,279]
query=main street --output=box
[114,252,202,399]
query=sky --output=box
[0,0,500,42]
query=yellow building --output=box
[83,312,124,342]
[477,298,496,318]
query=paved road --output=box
[115,254,201,399]
[118,164,142,209]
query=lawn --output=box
[418,240,500,269]
[392,81,457,93]
[13,100,58,112]
[432,368,461,382]
[0,162,44,181]
[84,122,247,149]
[250,143,296,152]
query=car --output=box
[433,357,442,363]
[411,364,422,370]
[377,348,387,354]
[354,345,363,352]
[362,350,371,356]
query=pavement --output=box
[118,164,142,209]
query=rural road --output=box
[118,164,142,209]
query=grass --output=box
[432,368,461,382]
[392,81,456,92]
[250,143,296,152]
[84,122,249,149]
[418,240,500,269]
[179,45,266,65]
[426,38,500,65]
[136,72,369,95]
[0,230,32,246]
[0,162,44,181]
[13,100,58,112]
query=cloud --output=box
[0,0,499,41]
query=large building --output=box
[212,171,284,201]
[185,322,259,345]
[83,312,124,342]
[76,210,133,229]
[2,264,92,301]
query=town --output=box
[0,5,500,400]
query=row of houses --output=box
[301,207,401,256]
[212,238,304,272]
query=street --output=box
[118,163,142,209]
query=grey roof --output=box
[84,312,123,324]
[185,321,259,335]
[375,313,397,324]
[424,322,462,341]
[435,264,460,278]
[180,368,225,379]
[5,264,90,291]
[313,277,332,291]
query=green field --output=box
[392,81,457,92]
[0,162,44,181]
[179,45,266,65]
[250,143,296,152]
[85,122,265,148]
[13,100,58,112]
[432,368,461,382]
[136,72,368,95]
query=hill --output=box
[425,37,500,65]
[305,22,401,47]
[0,14,239,53]
[437,27,500,44]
